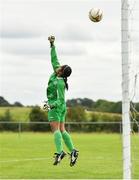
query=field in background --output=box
[0,107,31,121]
[0,107,121,122]
[0,133,139,179]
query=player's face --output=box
[56,67,63,77]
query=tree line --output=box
[0,106,123,132]
[0,96,123,113]
[0,96,138,132]
[1,96,139,114]
[0,96,23,107]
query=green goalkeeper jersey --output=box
[47,46,66,108]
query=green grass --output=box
[0,107,31,122]
[0,133,139,179]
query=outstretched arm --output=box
[48,36,60,71]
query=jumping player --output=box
[44,36,79,166]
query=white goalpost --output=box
[121,0,139,179]
[121,0,131,179]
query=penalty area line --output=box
[0,157,51,163]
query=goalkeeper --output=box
[45,36,79,166]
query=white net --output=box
[128,0,139,129]
[129,0,139,103]
[128,0,139,177]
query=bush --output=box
[67,106,86,122]
[0,109,18,131]
[29,106,50,131]
[88,112,122,132]
[131,112,139,132]
[66,109,122,132]
[66,106,87,131]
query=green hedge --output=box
[0,106,138,132]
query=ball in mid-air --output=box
[89,8,103,22]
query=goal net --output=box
[128,0,139,178]
[122,0,139,179]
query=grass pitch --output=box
[0,107,31,121]
[0,133,138,179]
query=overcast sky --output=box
[0,0,139,105]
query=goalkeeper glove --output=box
[48,35,55,47]
[42,101,55,111]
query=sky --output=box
[0,0,138,105]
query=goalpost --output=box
[121,0,131,179]
[121,0,139,179]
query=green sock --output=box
[54,130,63,153]
[62,131,74,152]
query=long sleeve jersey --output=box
[46,46,66,108]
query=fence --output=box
[0,121,138,133]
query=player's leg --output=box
[60,122,75,152]
[48,108,66,165]
[50,121,62,154]
[50,121,66,165]
[60,109,79,167]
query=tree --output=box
[0,109,17,131]
[66,98,94,108]
[66,106,86,132]
[92,99,121,113]
[29,106,49,131]
[110,101,122,113]
[0,96,11,106]
[13,101,24,107]
[67,106,86,122]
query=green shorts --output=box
[48,106,67,122]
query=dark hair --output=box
[61,65,72,90]
[63,77,68,90]
[62,65,72,78]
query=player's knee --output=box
[50,122,59,132]
[60,124,65,132]
[60,128,65,132]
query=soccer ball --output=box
[89,8,103,22]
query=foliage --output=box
[0,106,123,132]
[65,106,122,132]
[66,106,86,122]
[29,106,49,131]
[0,109,18,131]
[0,107,31,121]
[0,96,24,107]
[87,112,122,132]
[13,101,23,107]
[66,106,87,131]
[92,99,122,113]
[0,96,138,132]
[67,98,94,108]
[110,101,122,113]
[67,98,123,113]
[0,96,11,107]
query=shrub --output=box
[67,106,86,122]
[29,106,50,131]
[0,109,18,131]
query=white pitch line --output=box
[0,157,51,163]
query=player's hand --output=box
[48,36,55,43]
[42,101,51,111]
[42,101,55,111]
